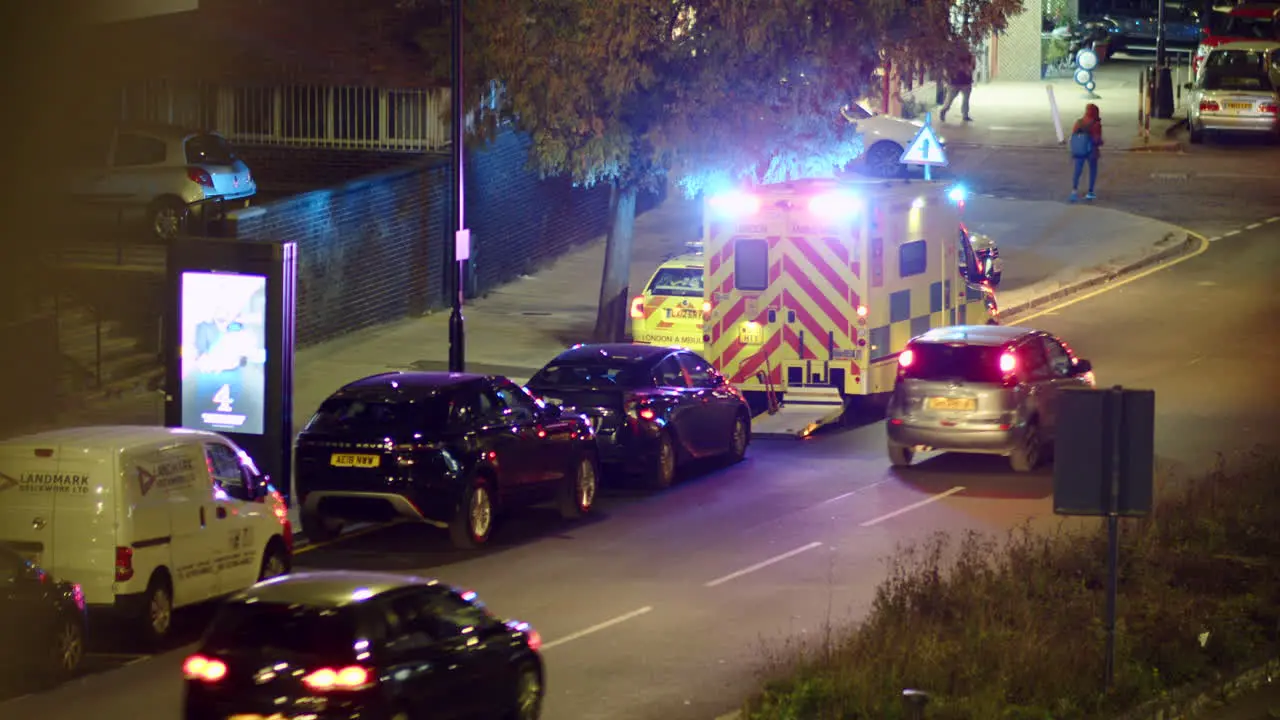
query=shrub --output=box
[742,449,1280,720]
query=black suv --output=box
[295,372,599,549]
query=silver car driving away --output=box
[886,325,1096,472]
[1187,40,1280,143]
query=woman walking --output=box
[1069,103,1103,202]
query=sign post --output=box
[1053,385,1156,691]
[165,238,297,506]
[900,112,949,181]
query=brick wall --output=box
[226,127,655,348]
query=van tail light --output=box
[856,304,868,319]
[302,666,372,692]
[114,546,135,582]
[1200,100,1220,112]
[186,167,215,188]
[630,296,646,319]
[1260,102,1278,114]
[183,655,228,683]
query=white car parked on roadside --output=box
[842,101,948,178]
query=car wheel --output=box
[147,196,189,243]
[559,454,598,520]
[888,440,914,468]
[1009,421,1042,472]
[46,615,84,683]
[865,141,906,178]
[258,541,290,582]
[508,662,544,720]
[725,414,750,464]
[647,430,678,490]
[141,573,174,648]
[300,511,343,543]
[450,479,494,549]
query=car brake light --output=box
[1260,102,1278,114]
[898,349,914,368]
[999,352,1017,374]
[302,666,371,691]
[114,546,134,582]
[527,629,543,652]
[630,296,646,319]
[186,167,215,188]
[71,583,86,611]
[638,408,656,421]
[1200,100,1220,112]
[183,655,227,682]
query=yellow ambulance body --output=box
[702,178,997,410]
[629,252,708,353]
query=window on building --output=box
[734,238,769,291]
[899,239,927,278]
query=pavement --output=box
[5,208,1276,720]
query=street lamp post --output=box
[448,0,468,372]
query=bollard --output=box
[1137,69,1147,137]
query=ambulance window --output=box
[899,240,928,278]
[734,239,769,291]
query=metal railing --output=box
[116,79,454,152]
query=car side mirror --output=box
[1073,358,1093,374]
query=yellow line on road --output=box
[1016,231,1210,324]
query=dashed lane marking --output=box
[540,606,654,651]
[860,486,967,527]
[704,542,824,588]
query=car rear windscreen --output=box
[646,267,704,297]
[902,343,1007,384]
[205,602,356,656]
[185,134,239,165]
[304,395,450,435]
[530,358,650,389]
[1203,71,1273,91]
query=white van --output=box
[0,426,293,645]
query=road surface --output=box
[5,218,1276,719]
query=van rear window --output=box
[646,267,704,297]
[734,239,769,291]
[901,343,1006,384]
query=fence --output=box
[117,79,453,152]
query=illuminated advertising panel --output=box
[180,272,268,435]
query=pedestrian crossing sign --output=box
[900,124,948,166]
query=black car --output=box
[296,372,598,549]
[182,571,544,720]
[526,344,751,489]
[0,544,87,686]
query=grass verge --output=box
[742,448,1280,720]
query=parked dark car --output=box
[0,543,87,685]
[295,372,599,549]
[526,344,752,489]
[182,571,544,720]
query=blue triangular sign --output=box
[900,124,948,166]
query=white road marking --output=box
[819,479,889,505]
[125,656,151,666]
[540,606,654,650]
[1265,217,1279,223]
[860,486,967,527]
[1017,232,1210,323]
[1208,236,1222,243]
[704,541,824,588]
[1188,357,1203,365]
[1223,229,1241,237]
[1244,223,1261,230]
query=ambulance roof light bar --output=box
[808,190,861,219]
[947,184,967,204]
[707,190,761,217]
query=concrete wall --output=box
[995,0,1046,81]
[225,127,642,348]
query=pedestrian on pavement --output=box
[1069,103,1104,202]
[938,47,975,123]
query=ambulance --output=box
[630,251,708,353]
[700,178,1000,437]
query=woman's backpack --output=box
[1070,124,1095,158]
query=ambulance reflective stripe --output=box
[707,234,863,386]
[866,283,992,363]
